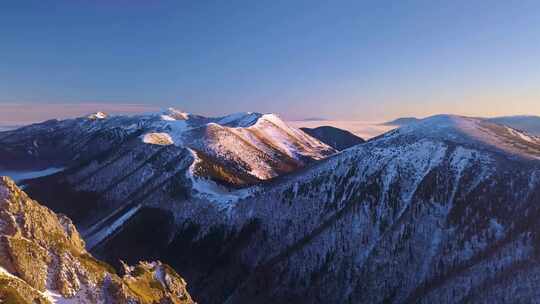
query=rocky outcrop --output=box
[0,176,195,304]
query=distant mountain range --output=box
[3,111,540,303]
[382,117,421,126]
[298,117,330,121]
[300,126,365,150]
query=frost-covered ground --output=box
[288,120,397,139]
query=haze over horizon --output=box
[2,1,540,123]
[2,101,540,128]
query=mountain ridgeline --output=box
[3,111,540,303]
[385,115,540,136]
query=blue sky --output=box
[1,0,540,121]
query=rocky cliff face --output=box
[0,176,195,304]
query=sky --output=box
[1,0,540,123]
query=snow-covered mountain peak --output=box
[216,112,289,129]
[256,113,287,127]
[384,114,540,159]
[87,111,107,120]
[161,107,189,121]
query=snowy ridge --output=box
[381,114,540,159]
[142,110,334,163]
[135,109,335,182]
[0,107,334,188]
[160,107,189,121]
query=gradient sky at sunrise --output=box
[1,0,540,122]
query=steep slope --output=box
[222,115,540,303]
[300,126,365,150]
[0,176,195,304]
[186,114,333,181]
[93,115,540,303]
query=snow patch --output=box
[87,112,107,120]
[86,205,142,249]
[0,266,17,279]
[161,107,189,120]
[505,126,539,144]
[161,114,177,121]
[142,132,174,146]
[0,267,70,303]
[186,149,255,208]
[42,284,95,304]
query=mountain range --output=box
[382,117,420,126]
[3,111,540,303]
